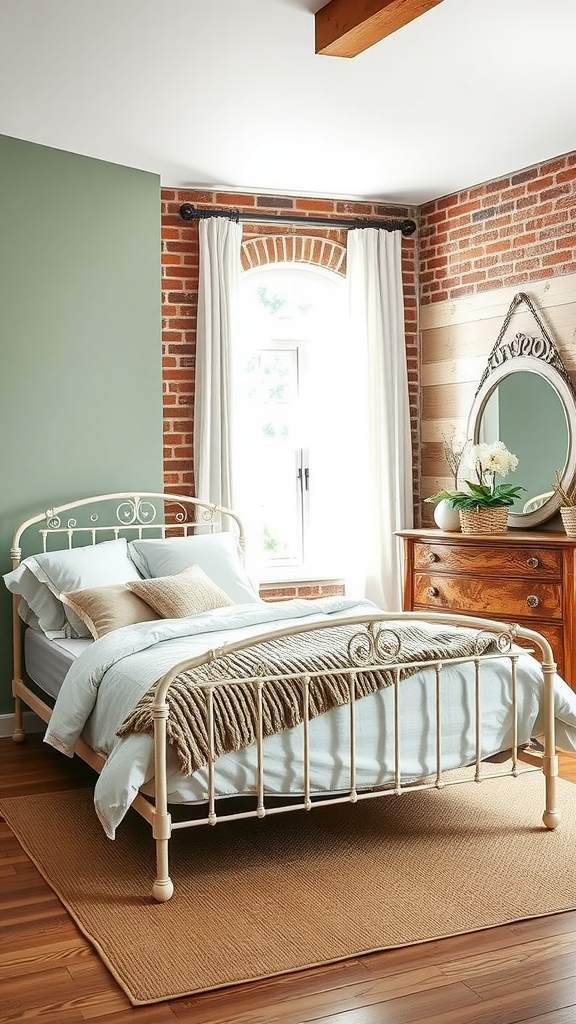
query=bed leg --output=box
[542,754,560,831]
[152,838,174,902]
[540,658,560,831]
[153,808,174,902]
[12,692,25,743]
[152,703,173,900]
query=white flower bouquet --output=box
[426,440,525,510]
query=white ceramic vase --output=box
[433,498,461,532]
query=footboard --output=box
[149,609,559,902]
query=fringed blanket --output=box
[117,621,503,775]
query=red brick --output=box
[214,193,256,207]
[294,198,337,213]
[543,250,574,267]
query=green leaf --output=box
[424,489,456,504]
[461,481,490,498]
[425,481,526,510]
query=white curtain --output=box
[346,228,413,610]
[194,217,242,509]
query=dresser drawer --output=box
[413,574,563,620]
[413,543,561,580]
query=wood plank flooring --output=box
[1,733,575,1024]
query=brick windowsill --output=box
[259,579,345,602]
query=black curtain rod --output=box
[179,203,416,236]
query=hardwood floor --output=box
[1,733,575,1024]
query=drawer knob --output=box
[526,594,540,608]
[526,556,539,568]
[427,586,439,598]
[428,551,439,563]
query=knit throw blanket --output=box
[117,621,504,776]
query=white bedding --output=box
[43,597,576,839]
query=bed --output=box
[5,492,576,902]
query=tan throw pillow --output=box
[126,564,233,619]
[61,584,159,639]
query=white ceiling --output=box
[1,0,575,206]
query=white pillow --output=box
[4,538,142,638]
[3,562,67,633]
[128,534,261,605]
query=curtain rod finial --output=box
[179,204,195,220]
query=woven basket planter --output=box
[560,506,576,537]
[459,507,509,535]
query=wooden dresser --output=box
[397,529,576,691]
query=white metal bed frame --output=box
[8,492,560,902]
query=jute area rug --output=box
[2,766,576,1006]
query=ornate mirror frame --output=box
[467,292,576,529]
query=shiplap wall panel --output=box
[421,381,478,422]
[421,417,470,443]
[421,356,486,388]
[422,311,575,367]
[420,273,576,330]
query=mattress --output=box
[24,628,92,700]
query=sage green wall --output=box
[0,135,163,717]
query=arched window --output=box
[234,263,351,582]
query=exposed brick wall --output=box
[419,151,576,304]
[161,189,419,503]
[161,154,575,546]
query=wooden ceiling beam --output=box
[315,0,446,58]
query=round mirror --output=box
[467,355,576,528]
